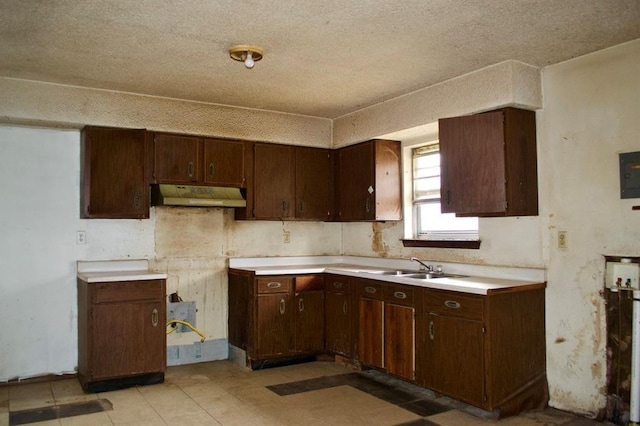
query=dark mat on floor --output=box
[9,398,112,425]
[267,371,450,419]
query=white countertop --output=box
[229,256,546,295]
[77,259,168,283]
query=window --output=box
[412,144,478,240]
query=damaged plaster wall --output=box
[152,207,341,363]
[537,39,640,416]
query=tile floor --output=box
[0,360,611,425]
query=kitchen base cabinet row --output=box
[227,269,548,417]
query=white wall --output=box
[537,39,640,415]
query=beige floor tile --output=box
[106,403,164,425]
[0,412,8,426]
[59,411,113,425]
[428,409,497,425]
[159,408,220,425]
[247,369,297,387]
[9,382,55,411]
[50,379,98,405]
[365,405,423,425]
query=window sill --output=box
[401,239,481,249]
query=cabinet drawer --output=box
[359,280,384,300]
[384,284,415,306]
[424,290,484,320]
[257,277,293,294]
[325,277,351,294]
[92,280,164,303]
[295,275,324,292]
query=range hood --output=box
[152,184,246,208]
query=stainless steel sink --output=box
[367,270,417,276]
[403,272,468,280]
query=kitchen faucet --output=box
[410,257,433,272]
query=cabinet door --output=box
[424,313,485,406]
[439,111,506,215]
[295,147,333,220]
[325,292,352,356]
[203,138,245,187]
[358,297,384,368]
[336,142,375,220]
[91,301,164,379]
[153,134,201,183]
[385,303,415,381]
[256,293,292,358]
[81,126,149,219]
[254,144,295,219]
[295,290,325,352]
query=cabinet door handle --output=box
[365,198,371,213]
[188,161,195,177]
[299,298,304,312]
[365,286,377,294]
[151,308,159,327]
[208,162,215,177]
[279,298,286,315]
[299,200,304,213]
[444,300,461,309]
[282,200,289,213]
[394,291,407,300]
[343,300,348,315]
[429,320,434,340]
[267,282,282,289]
[446,189,451,205]
[333,281,342,289]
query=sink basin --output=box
[403,272,468,280]
[367,270,417,276]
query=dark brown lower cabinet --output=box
[294,278,325,353]
[420,287,547,415]
[77,279,166,392]
[256,292,292,358]
[228,268,547,417]
[424,313,484,405]
[228,270,324,365]
[358,296,384,369]
[325,275,353,357]
[384,303,416,381]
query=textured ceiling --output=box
[1,0,639,119]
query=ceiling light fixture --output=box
[229,45,263,69]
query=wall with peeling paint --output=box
[535,40,640,416]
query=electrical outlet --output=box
[76,230,87,245]
[558,231,567,249]
[283,231,291,243]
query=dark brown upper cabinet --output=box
[253,143,296,219]
[439,107,538,217]
[335,139,402,221]
[295,146,333,220]
[151,133,245,187]
[81,126,149,219]
[203,138,245,187]
[237,143,333,221]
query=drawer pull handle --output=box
[444,300,461,309]
[394,291,407,300]
[299,298,304,312]
[209,162,215,177]
[188,161,194,178]
[279,298,286,315]
[151,308,158,327]
[333,282,343,289]
[429,320,434,340]
[267,282,282,289]
[365,286,377,294]
[343,300,348,314]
